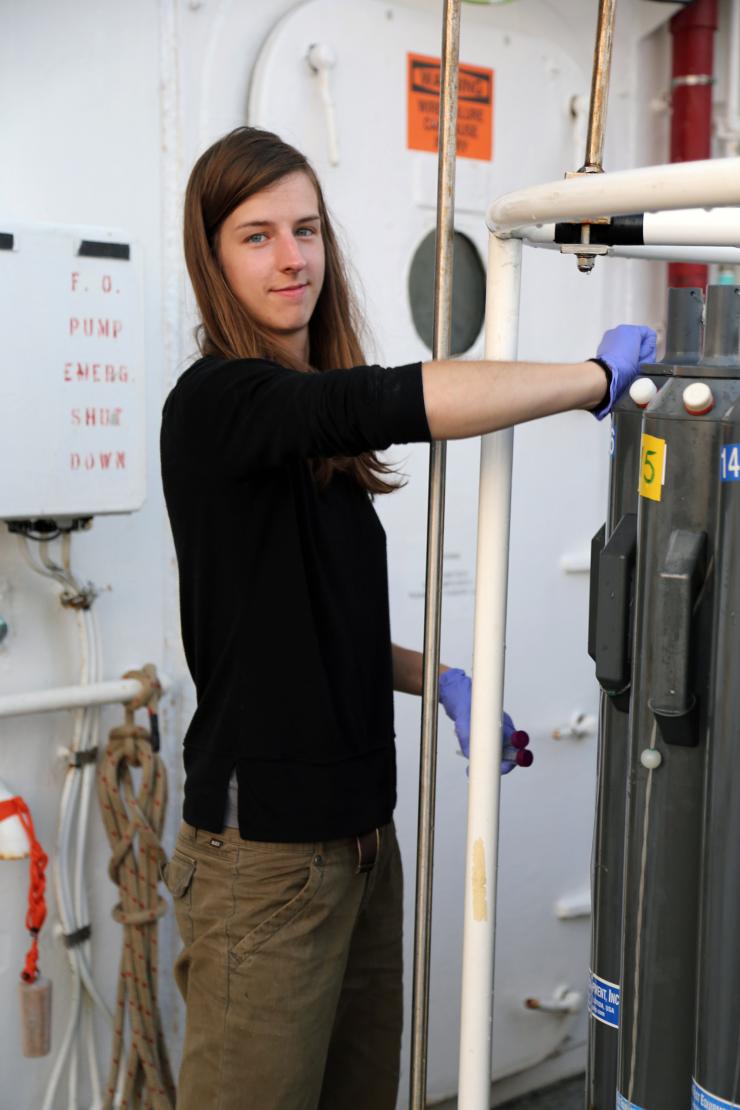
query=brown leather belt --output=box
[356,828,380,874]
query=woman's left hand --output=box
[438,668,532,774]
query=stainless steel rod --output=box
[581,0,617,173]
[409,1,461,1107]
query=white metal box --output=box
[0,223,145,520]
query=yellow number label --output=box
[639,434,667,502]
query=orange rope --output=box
[0,796,48,983]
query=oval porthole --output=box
[408,229,486,356]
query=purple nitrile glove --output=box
[438,668,531,775]
[591,324,657,420]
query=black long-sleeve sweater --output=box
[160,355,430,840]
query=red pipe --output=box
[668,0,718,290]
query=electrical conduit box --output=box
[0,223,145,521]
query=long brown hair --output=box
[183,126,402,494]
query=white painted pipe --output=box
[519,208,740,259]
[605,244,740,263]
[0,676,161,720]
[487,156,740,233]
[643,208,740,245]
[519,207,740,252]
[458,234,522,1109]
[520,236,740,265]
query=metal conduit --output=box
[581,0,617,173]
[408,1,461,1107]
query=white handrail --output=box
[0,676,166,720]
[487,156,740,234]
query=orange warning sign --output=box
[407,53,494,161]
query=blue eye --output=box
[246,232,267,244]
[296,227,316,238]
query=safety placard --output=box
[407,53,493,160]
[639,434,667,502]
[692,1079,740,1109]
[0,223,145,520]
[588,970,620,1028]
[720,443,740,482]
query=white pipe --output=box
[43,607,113,1110]
[608,244,740,263]
[0,676,162,720]
[519,207,740,251]
[520,236,740,265]
[643,208,740,245]
[458,234,522,1110]
[487,156,740,233]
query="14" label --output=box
[721,443,740,482]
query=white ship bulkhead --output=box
[0,1,731,1106]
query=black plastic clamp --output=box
[68,748,99,768]
[62,924,92,949]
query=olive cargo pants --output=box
[161,820,403,1110]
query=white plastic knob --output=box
[640,748,663,771]
[683,382,714,415]
[629,377,658,408]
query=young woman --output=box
[160,126,655,1110]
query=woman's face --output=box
[217,171,326,361]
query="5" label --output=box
[638,434,667,502]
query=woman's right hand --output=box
[590,324,657,420]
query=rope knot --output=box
[96,674,175,1106]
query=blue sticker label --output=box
[610,420,617,458]
[588,970,620,1029]
[720,444,740,482]
[692,1079,740,1109]
[617,1094,647,1110]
